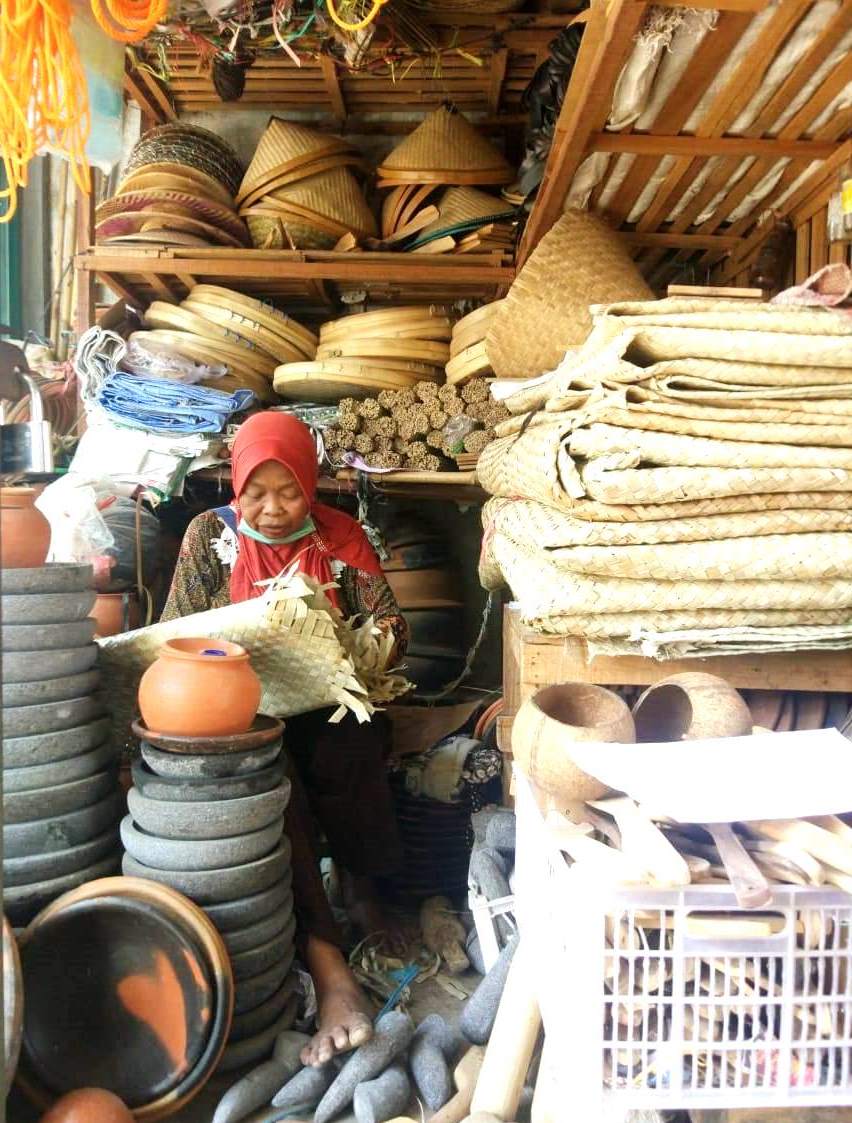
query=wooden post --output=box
[75,172,96,336]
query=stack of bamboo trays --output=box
[140,285,317,403]
[273,306,452,403]
[446,302,501,386]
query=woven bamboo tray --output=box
[521,609,852,638]
[187,286,317,353]
[273,360,428,401]
[143,304,277,376]
[446,340,491,386]
[182,299,310,365]
[315,339,450,365]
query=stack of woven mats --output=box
[478,297,852,657]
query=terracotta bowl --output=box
[632,672,753,742]
[512,683,635,802]
[16,877,233,1122]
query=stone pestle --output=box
[211,1030,310,1123]
[314,1011,414,1123]
[459,936,518,1045]
[352,1062,411,1123]
[270,1058,339,1111]
[409,1014,462,1111]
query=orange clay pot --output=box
[0,487,50,569]
[38,1088,135,1123]
[138,638,261,738]
[90,592,141,638]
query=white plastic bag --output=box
[35,474,116,568]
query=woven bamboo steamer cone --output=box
[446,339,491,385]
[96,190,247,244]
[315,338,450,364]
[182,299,308,365]
[237,119,354,202]
[320,305,450,340]
[188,286,317,354]
[487,209,652,380]
[451,302,501,356]
[412,187,514,243]
[266,166,376,237]
[376,106,513,186]
[242,201,353,242]
[95,210,246,248]
[129,331,277,402]
[117,167,235,209]
[273,360,426,402]
[238,153,369,212]
[246,213,335,251]
[143,304,277,376]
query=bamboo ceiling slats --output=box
[136,14,563,121]
[525,0,851,290]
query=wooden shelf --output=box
[75,245,514,314]
[193,466,488,504]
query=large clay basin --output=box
[512,682,635,801]
[632,672,752,742]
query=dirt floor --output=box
[7,972,475,1123]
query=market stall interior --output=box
[2,0,852,1119]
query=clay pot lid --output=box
[19,896,213,1106]
[132,713,284,755]
[159,637,250,662]
[18,876,233,1119]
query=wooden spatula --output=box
[703,822,772,908]
[588,797,691,887]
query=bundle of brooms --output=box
[322,375,509,471]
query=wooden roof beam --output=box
[517,0,650,265]
[124,58,176,123]
[590,134,837,159]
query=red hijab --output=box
[229,412,382,608]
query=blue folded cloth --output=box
[98,373,255,434]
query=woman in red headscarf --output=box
[161,412,407,1067]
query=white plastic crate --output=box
[469,887,517,972]
[514,768,852,1115]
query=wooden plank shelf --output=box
[75,245,515,314]
[193,465,488,504]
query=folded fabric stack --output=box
[376,107,516,255]
[96,124,249,248]
[236,118,376,249]
[140,285,317,404]
[478,296,852,657]
[97,372,255,435]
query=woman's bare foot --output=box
[302,936,374,1067]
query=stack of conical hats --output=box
[139,285,317,403]
[96,125,249,248]
[237,118,377,249]
[376,107,516,254]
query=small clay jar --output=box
[38,1088,135,1123]
[90,591,141,638]
[138,638,261,738]
[512,683,635,802]
[632,672,752,742]
[1,487,50,569]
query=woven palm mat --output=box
[523,609,852,638]
[592,298,852,337]
[97,570,411,744]
[586,626,852,660]
[571,424,852,470]
[490,532,852,616]
[630,382,852,413]
[482,497,852,548]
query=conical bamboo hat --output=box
[246,166,376,249]
[237,118,355,201]
[411,187,515,244]
[376,106,514,186]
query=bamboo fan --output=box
[187,286,318,354]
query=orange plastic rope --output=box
[0,0,91,223]
[90,0,167,43]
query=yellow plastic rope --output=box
[324,0,390,33]
[90,0,167,44]
[0,0,90,223]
